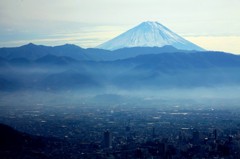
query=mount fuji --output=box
[96,21,204,51]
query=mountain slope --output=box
[96,21,204,51]
[110,52,240,88]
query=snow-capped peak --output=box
[96,21,204,51]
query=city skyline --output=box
[0,0,240,54]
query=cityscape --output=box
[1,99,240,158]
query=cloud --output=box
[186,36,240,54]
[0,24,126,48]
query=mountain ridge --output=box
[0,43,192,61]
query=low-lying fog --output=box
[1,86,240,110]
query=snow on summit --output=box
[96,21,204,51]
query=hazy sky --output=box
[0,0,240,53]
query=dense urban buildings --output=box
[0,100,240,158]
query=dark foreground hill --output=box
[0,123,103,159]
[0,123,49,158]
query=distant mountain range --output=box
[0,43,240,91]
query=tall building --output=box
[192,130,200,144]
[103,130,112,148]
[213,129,217,140]
[152,127,156,138]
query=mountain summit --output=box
[96,21,204,51]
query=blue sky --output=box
[0,0,240,53]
